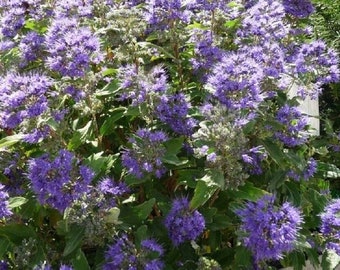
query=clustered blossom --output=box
[236,195,302,262]
[287,157,317,181]
[45,17,102,77]
[242,146,267,175]
[275,105,309,147]
[282,0,314,18]
[291,40,339,86]
[164,197,205,246]
[143,0,191,30]
[118,65,168,106]
[104,234,164,270]
[96,177,130,210]
[34,263,74,270]
[19,31,45,67]
[156,93,197,136]
[207,51,264,111]
[0,2,25,38]
[189,30,224,80]
[27,149,95,212]
[0,72,53,129]
[320,199,340,255]
[0,184,12,218]
[122,129,168,179]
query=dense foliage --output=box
[0,0,340,269]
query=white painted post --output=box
[288,83,320,136]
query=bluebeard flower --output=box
[242,146,267,175]
[189,30,224,81]
[23,126,50,144]
[236,195,302,262]
[155,93,197,136]
[186,0,228,11]
[0,72,53,129]
[54,0,94,18]
[275,105,309,147]
[0,184,12,218]
[27,149,94,212]
[0,6,25,38]
[164,197,205,246]
[291,40,339,85]
[19,31,45,67]
[144,0,191,31]
[96,177,130,209]
[0,40,15,51]
[118,65,168,106]
[207,51,264,110]
[0,261,8,270]
[122,129,168,179]
[320,199,340,255]
[237,0,288,44]
[59,266,73,270]
[45,17,102,78]
[282,0,314,18]
[287,157,317,181]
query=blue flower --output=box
[164,197,205,246]
[236,195,302,262]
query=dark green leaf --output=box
[262,139,287,166]
[0,237,10,258]
[100,108,126,135]
[72,249,90,270]
[63,225,85,257]
[0,134,23,149]
[0,224,36,245]
[190,179,218,209]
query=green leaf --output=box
[8,197,28,209]
[162,154,188,166]
[317,162,340,178]
[0,134,24,149]
[72,249,90,270]
[0,224,36,245]
[103,207,122,225]
[164,137,184,155]
[96,80,120,97]
[262,139,287,166]
[100,108,126,135]
[233,246,252,269]
[138,42,175,59]
[190,179,218,209]
[134,198,155,221]
[0,237,11,258]
[228,182,268,202]
[63,225,85,257]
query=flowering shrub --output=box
[0,0,340,269]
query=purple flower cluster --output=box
[104,235,164,270]
[45,17,102,77]
[189,30,223,80]
[207,51,264,110]
[19,31,45,67]
[236,195,302,262]
[0,72,53,129]
[144,0,191,30]
[156,93,197,136]
[237,0,288,44]
[27,149,95,212]
[164,197,205,246]
[96,177,130,209]
[242,146,267,175]
[292,40,339,85]
[275,105,309,147]
[282,0,314,18]
[287,157,317,181]
[122,129,168,179]
[54,0,94,18]
[118,65,168,106]
[320,199,340,255]
[0,1,25,38]
[0,184,12,219]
